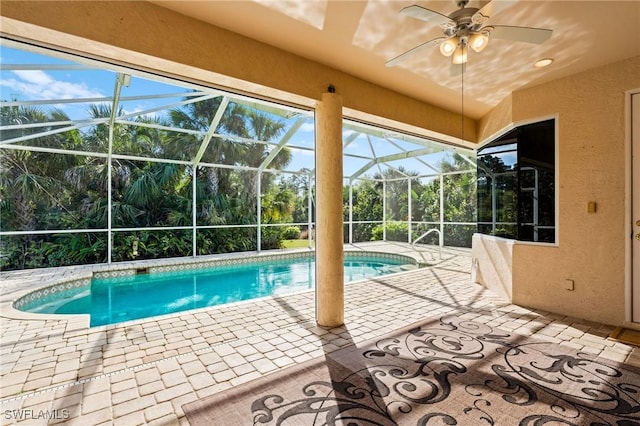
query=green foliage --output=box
[417,154,477,247]
[0,97,297,270]
[371,222,409,242]
[1,96,478,270]
[345,179,383,242]
[347,153,477,248]
[260,227,284,250]
[282,226,301,240]
[196,228,256,255]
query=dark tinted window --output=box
[477,119,555,242]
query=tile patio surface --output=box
[1,242,639,425]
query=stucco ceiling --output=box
[151,0,640,119]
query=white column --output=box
[315,89,344,327]
[408,178,412,243]
[383,181,387,241]
[257,173,262,252]
[349,182,353,244]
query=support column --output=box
[439,174,445,247]
[315,89,344,327]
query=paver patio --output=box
[1,242,639,425]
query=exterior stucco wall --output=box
[476,94,513,143]
[506,56,639,325]
[471,234,514,302]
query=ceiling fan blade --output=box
[472,0,515,25]
[386,37,445,67]
[490,25,553,44]
[401,5,453,26]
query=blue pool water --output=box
[23,255,410,327]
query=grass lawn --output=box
[282,239,314,248]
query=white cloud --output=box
[299,122,315,132]
[0,70,103,100]
[13,70,53,85]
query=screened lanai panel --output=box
[0,104,112,153]
[194,166,257,226]
[442,172,477,247]
[442,173,476,223]
[111,90,223,161]
[1,51,114,154]
[259,170,311,250]
[341,119,475,179]
[110,160,191,228]
[283,121,314,151]
[344,155,377,179]
[369,136,413,159]
[416,176,440,223]
[196,228,257,255]
[0,150,107,231]
[112,229,192,261]
[443,224,477,247]
[342,133,373,158]
[438,150,476,172]
[208,100,314,172]
[344,177,383,243]
[385,157,437,174]
[262,170,313,223]
[384,177,409,223]
[1,232,108,268]
[284,146,314,171]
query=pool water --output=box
[25,255,410,326]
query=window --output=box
[477,119,555,243]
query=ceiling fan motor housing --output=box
[446,7,485,37]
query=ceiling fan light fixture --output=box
[387,2,553,68]
[452,44,468,64]
[440,37,458,57]
[469,32,489,52]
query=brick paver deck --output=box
[1,242,639,425]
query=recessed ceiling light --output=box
[535,58,554,68]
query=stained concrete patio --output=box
[1,242,638,425]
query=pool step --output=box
[386,264,420,274]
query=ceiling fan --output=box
[386,0,553,67]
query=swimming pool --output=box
[16,252,415,327]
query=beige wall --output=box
[478,56,639,325]
[471,234,514,302]
[0,0,476,143]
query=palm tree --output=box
[242,110,289,204]
[168,96,249,225]
[0,105,83,231]
[0,105,90,268]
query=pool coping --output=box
[2,248,421,327]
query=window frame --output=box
[476,115,559,247]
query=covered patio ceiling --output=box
[151,0,640,119]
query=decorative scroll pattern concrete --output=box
[184,315,640,425]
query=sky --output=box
[0,44,470,178]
